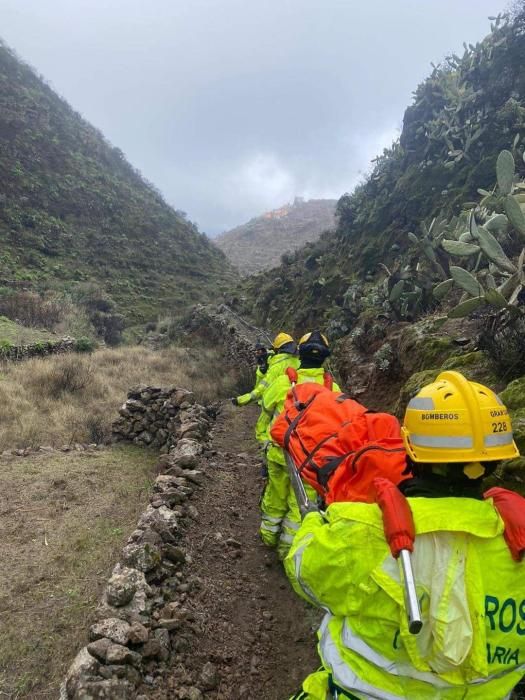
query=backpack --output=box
[271,378,406,505]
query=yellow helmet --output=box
[402,371,519,464]
[272,332,294,350]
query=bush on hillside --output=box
[478,314,525,380]
[75,336,96,353]
[0,291,63,328]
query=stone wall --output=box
[61,388,214,699]
[112,385,214,452]
[0,336,76,361]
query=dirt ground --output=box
[0,444,158,699]
[147,403,320,700]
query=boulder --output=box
[63,646,101,698]
[87,638,112,663]
[74,679,135,699]
[121,543,161,573]
[169,438,202,469]
[90,619,131,646]
[105,643,142,667]
[501,376,525,411]
[128,621,149,644]
[98,565,152,622]
[105,572,137,608]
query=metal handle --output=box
[285,452,319,518]
[399,549,423,634]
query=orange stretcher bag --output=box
[270,371,407,504]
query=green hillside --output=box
[0,40,236,325]
[237,9,525,334]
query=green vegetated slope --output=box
[215,197,336,275]
[237,10,525,333]
[0,41,236,325]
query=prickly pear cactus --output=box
[430,147,525,318]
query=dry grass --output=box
[0,345,239,450]
[0,345,244,697]
[0,444,158,699]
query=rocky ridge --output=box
[215,198,336,276]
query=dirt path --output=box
[149,403,319,699]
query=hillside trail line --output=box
[151,403,319,699]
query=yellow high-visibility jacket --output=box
[236,352,299,407]
[285,497,525,699]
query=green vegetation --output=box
[0,314,56,345]
[0,40,237,327]
[237,8,525,334]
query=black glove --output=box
[231,397,239,406]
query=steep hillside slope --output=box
[0,41,236,324]
[237,10,525,333]
[215,198,336,275]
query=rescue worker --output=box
[232,333,298,411]
[286,370,525,699]
[233,343,272,407]
[259,331,340,557]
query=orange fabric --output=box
[484,487,525,562]
[270,384,406,504]
[285,367,333,389]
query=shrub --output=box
[75,336,96,353]
[478,314,525,381]
[37,356,94,398]
[373,342,400,378]
[0,291,63,329]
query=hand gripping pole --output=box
[374,477,423,635]
[285,451,319,518]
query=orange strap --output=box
[323,372,334,390]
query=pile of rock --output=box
[61,394,214,699]
[112,386,213,452]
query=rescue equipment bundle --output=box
[271,368,407,504]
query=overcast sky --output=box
[0,1,509,235]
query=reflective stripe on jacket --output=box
[285,498,525,699]
[261,367,341,465]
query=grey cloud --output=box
[0,0,508,234]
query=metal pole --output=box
[399,549,423,634]
[285,452,318,518]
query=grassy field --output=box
[0,345,239,451]
[0,343,243,697]
[0,315,57,346]
[0,444,158,698]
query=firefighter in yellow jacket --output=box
[233,333,298,411]
[259,331,340,556]
[232,343,272,407]
[286,370,525,699]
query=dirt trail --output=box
[150,403,319,699]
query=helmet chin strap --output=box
[463,462,485,479]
